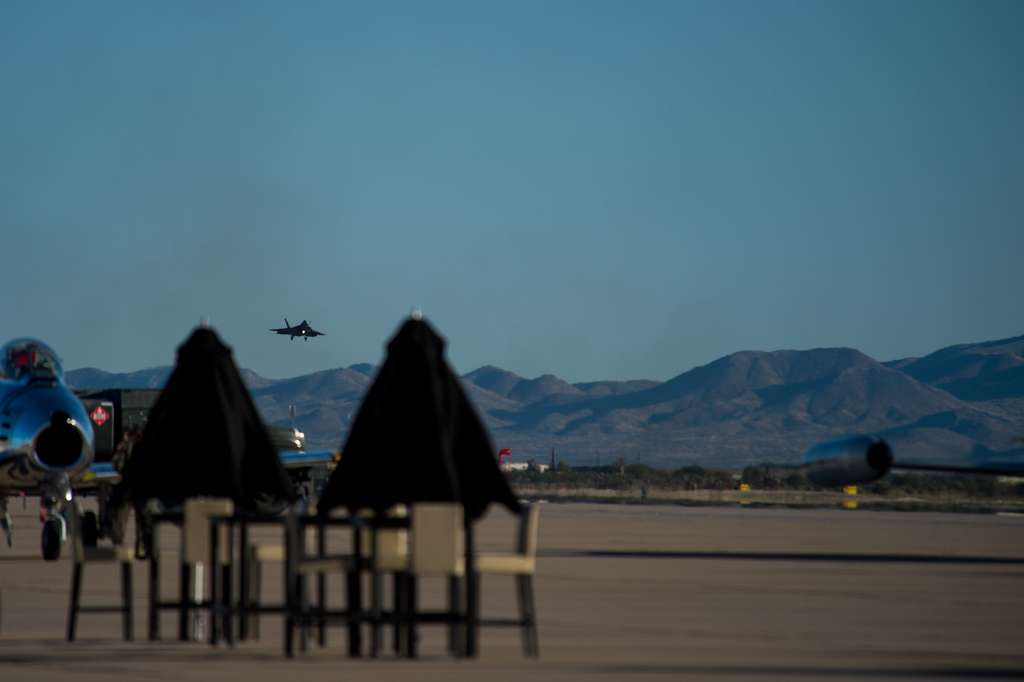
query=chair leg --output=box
[465,569,479,657]
[148,552,159,641]
[298,575,308,653]
[447,575,464,657]
[516,574,539,657]
[179,563,190,641]
[210,562,219,646]
[392,573,403,653]
[248,557,261,640]
[284,569,295,658]
[370,570,383,657]
[407,576,418,659]
[222,563,233,646]
[121,562,134,641]
[239,552,249,642]
[514,573,526,654]
[67,562,83,642]
[346,565,362,657]
[317,571,326,647]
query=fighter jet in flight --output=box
[269,318,326,341]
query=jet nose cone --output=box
[7,383,94,473]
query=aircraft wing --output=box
[894,461,1024,477]
[279,449,339,468]
[78,450,339,487]
[77,461,121,488]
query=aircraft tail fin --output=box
[284,318,290,328]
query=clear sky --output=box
[2,1,1021,382]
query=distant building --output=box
[501,461,550,473]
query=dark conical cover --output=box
[124,327,296,511]
[317,318,520,520]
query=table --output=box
[147,506,478,658]
[209,511,416,656]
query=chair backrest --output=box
[411,503,464,576]
[359,505,409,565]
[183,497,234,565]
[517,503,541,558]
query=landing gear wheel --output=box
[81,511,99,547]
[42,518,62,561]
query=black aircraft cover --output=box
[123,327,296,511]
[317,317,520,521]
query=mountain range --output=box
[66,335,1024,469]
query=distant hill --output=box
[67,366,172,390]
[68,336,1024,468]
[574,379,660,397]
[887,335,1024,401]
[67,366,275,390]
[478,346,1012,468]
[248,367,373,440]
[463,365,524,398]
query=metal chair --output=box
[241,537,285,640]
[282,511,357,657]
[362,505,409,654]
[474,503,540,657]
[397,503,466,658]
[235,504,313,643]
[147,498,234,642]
[66,503,136,641]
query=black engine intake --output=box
[34,411,84,469]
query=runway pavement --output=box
[0,499,1021,681]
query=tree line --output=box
[505,461,1024,498]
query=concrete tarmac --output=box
[0,500,1021,681]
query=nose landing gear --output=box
[41,515,64,561]
[40,475,72,561]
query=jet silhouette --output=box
[270,318,325,341]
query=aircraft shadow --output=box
[0,638,283,664]
[540,549,1024,564]
[592,664,1024,678]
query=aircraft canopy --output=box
[0,338,63,381]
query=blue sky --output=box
[2,1,1021,382]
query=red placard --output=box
[90,405,110,427]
